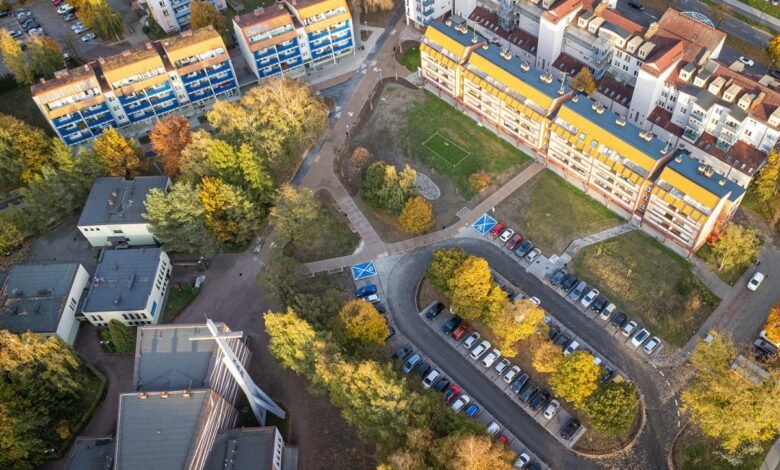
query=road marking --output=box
[678,420,681,428]
[674,399,678,407]
[677,409,680,416]
[658,370,665,377]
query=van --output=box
[569,281,587,301]
[422,370,440,389]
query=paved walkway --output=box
[558,222,638,264]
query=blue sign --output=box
[351,261,378,281]
[472,214,497,235]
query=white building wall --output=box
[453,0,477,20]
[78,223,158,248]
[537,13,578,71]
[148,0,179,33]
[54,264,90,346]
[234,23,259,78]
[629,63,677,127]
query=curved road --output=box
[384,238,677,470]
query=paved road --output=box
[384,238,680,470]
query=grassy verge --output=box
[695,244,752,285]
[731,0,780,24]
[401,45,420,72]
[572,231,719,347]
[725,35,770,66]
[401,92,531,199]
[56,363,107,458]
[674,424,773,470]
[162,282,200,323]
[0,86,53,133]
[285,191,360,263]
[496,172,624,253]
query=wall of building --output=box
[78,223,158,248]
[55,264,90,346]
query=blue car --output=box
[464,403,480,417]
[355,284,377,297]
[401,353,422,374]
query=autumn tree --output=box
[532,339,563,373]
[427,246,468,293]
[199,176,261,246]
[351,0,394,14]
[549,350,602,407]
[752,151,779,203]
[338,300,389,348]
[348,146,372,182]
[399,196,435,235]
[150,115,192,177]
[468,171,491,193]
[571,66,597,95]
[362,161,419,214]
[711,223,761,272]
[585,382,639,434]
[91,128,142,178]
[488,299,547,356]
[264,308,318,376]
[0,30,32,84]
[107,319,136,355]
[768,34,780,65]
[0,114,55,188]
[189,4,230,45]
[270,184,321,245]
[28,36,64,79]
[143,181,217,255]
[430,434,514,470]
[208,77,328,169]
[0,215,23,254]
[448,255,502,320]
[78,1,123,40]
[764,302,780,345]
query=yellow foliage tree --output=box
[487,299,547,357]
[768,34,780,65]
[431,434,514,470]
[764,303,780,345]
[339,300,389,346]
[549,350,602,407]
[571,67,597,95]
[399,196,435,235]
[91,128,142,178]
[532,339,563,373]
[198,176,260,245]
[448,256,495,320]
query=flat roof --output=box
[205,427,278,470]
[82,248,163,314]
[67,437,114,470]
[0,263,81,334]
[665,151,745,203]
[134,324,231,392]
[78,176,170,226]
[426,19,482,58]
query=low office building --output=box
[206,427,290,470]
[81,247,171,327]
[78,176,171,248]
[142,0,228,33]
[0,263,90,345]
[234,0,355,82]
[32,27,238,146]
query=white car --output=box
[600,303,616,321]
[57,3,74,14]
[499,228,515,243]
[543,399,560,420]
[525,248,541,262]
[564,340,579,356]
[581,288,599,307]
[70,21,83,31]
[514,453,531,468]
[74,25,89,34]
[504,365,520,383]
[362,294,380,303]
[622,320,638,337]
[481,348,501,368]
[486,421,500,436]
[747,272,765,291]
[529,296,541,306]
[494,358,510,374]
[28,28,44,36]
[739,56,755,67]
[422,369,440,389]
[643,336,661,354]
[7,29,22,39]
[469,340,491,360]
[451,394,470,412]
[630,328,650,347]
[463,332,480,349]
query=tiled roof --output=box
[641,40,684,77]
[690,132,767,176]
[596,75,634,106]
[468,7,538,54]
[233,3,293,29]
[598,8,644,35]
[648,106,684,136]
[553,52,586,76]
[656,9,726,64]
[543,0,583,24]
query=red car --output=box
[498,435,510,446]
[444,384,461,404]
[489,221,507,239]
[452,322,472,341]
[505,233,523,250]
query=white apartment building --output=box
[143,0,227,33]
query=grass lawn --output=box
[496,172,624,253]
[424,132,470,165]
[572,231,719,347]
[401,45,420,72]
[402,92,531,199]
[162,283,200,323]
[695,244,752,285]
[675,424,773,470]
[285,190,360,263]
[0,86,53,133]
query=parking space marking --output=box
[351,261,377,280]
[472,214,497,235]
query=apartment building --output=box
[405,0,451,28]
[32,26,238,146]
[143,0,227,33]
[234,0,355,82]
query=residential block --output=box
[143,0,228,33]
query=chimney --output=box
[254,6,265,15]
[718,178,727,186]
[750,91,766,111]
[107,199,114,207]
[616,115,626,126]
[500,48,512,60]
[674,153,684,163]
[182,390,191,398]
[643,22,659,40]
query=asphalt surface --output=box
[384,237,678,470]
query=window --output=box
[113,229,124,234]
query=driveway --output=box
[383,237,681,470]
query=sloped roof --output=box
[656,8,726,64]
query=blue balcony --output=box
[188,89,213,103]
[256,55,280,69]
[254,47,277,60]
[175,6,190,17]
[85,112,114,127]
[307,29,332,41]
[127,108,155,123]
[278,47,301,59]
[208,66,233,80]
[213,79,237,94]
[332,39,353,53]
[276,39,298,52]
[422,0,434,6]
[80,102,109,118]
[89,121,115,136]
[180,70,207,84]
[423,7,434,15]
[52,112,81,126]
[153,100,180,115]
[283,56,304,69]
[259,64,282,78]
[62,130,91,146]
[185,80,212,94]
[123,100,152,115]
[330,21,352,35]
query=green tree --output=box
[753,151,780,203]
[711,223,761,272]
[189,3,230,45]
[143,181,217,255]
[338,300,389,347]
[571,66,596,95]
[448,255,495,320]
[16,167,81,233]
[264,308,318,376]
[488,299,547,356]
[199,176,261,246]
[107,319,136,354]
[532,339,563,373]
[0,214,23,254]
[91,128,142,178]
[0,113,55,188]
[269,184,320,245]
[85,2,123,40]
[28,36,63,79]
[399,196,435,235]
[427,247,468,293]
[585,382,639,434]
[0,30,32,84]
[362,161,418,214]
[150,115,192,177]
[768,34,780,65]
[549,350,602,407]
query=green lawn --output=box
[162,283,200,323]
[401,45,420,72]
[424,132,470,165]
[675,425,773,470]
[572,231,719,347]
[285,192,360,263]
[695,244,752,285]
[0,86,53,134]
[402,92,531,199]
[496,172,624,253]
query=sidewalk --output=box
[558,222,638,264]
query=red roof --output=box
[553,53,586,76]
[648,106,684,136]
[469,7,538,54]
[692,132,767,175]
[641,40,684,77]
[599,9,644,35]
[656,9,726,64]
[596,75,634,105]
[542,0,583,24]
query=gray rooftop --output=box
[0,263,82,334]
[134,324,229,392]
[67,438,114,470]
[82,248,163,314]
[78,176,170,226]
[205,427,278,470]
[116,390,222,470]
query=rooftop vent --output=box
[160,391,169,399]
[472,35,479,44]
[455,23,468,34]
[718,178,726,186]
[697,164,715,177]
[674,153,684,163]
[540,73,553,84]
[139,393,148,400]
[594,104,605,114]
[500,48,512,60]
[571,94,579,102]
[182,390,191,398]
[638,130,653,141]
[445,19,452,26]
[520,61,530,72]
[616,115,626,126]
[107,199,114,207]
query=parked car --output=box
[72,24,88,34]
[504,365,521,383]
[581,288,599,307]
[569,281,587,301]
[481,348,501,368]
[611,312,628,328]
[739,56,755,67]
[518,384,537,403]
[463,332,480,349]
[0,9,8,17]
[486,421,501,436]
[70,21,83,31]
[631,329,650,347]
[591,296,608,313]
[601,366,615,382]
[511,292,526,302]
[561,419,581,440]
[511,373,529,394]
[393,344,412,359]
[564,340,579,356]
[494,358,511,375]
[432,377,450,392]
[748,272,765,291]
[57,3,74,14]
[525,248,541,262]
[754,338,778,356]
[499,228,515,243]
[80,32,96,42]
[489,221,507,238]
[422,370,440,389]
[443,384,461,403]
[385,327,395,342]
[362,294,380,303]
[7,29,22,39]
[548,324,560,340]
[464,403,480,417]
[514,453,531,468]
[643,336,662,354]
[498,435,510,446]
[600,303,616,320]
[441,315,463,334]
[63,12,77,21]
[561,274,578,292]
[355,284,377,297]
[470,340,491,359]
[373,302,386,314]
[506,233,523,250]
[515,240,534,258]
[416,362,431,378]
[425,302,445,320]
[529,296,541,306]
[622,320,638,337]
[553,333,571,348]
[628,1,644,9]
[543,399,560,419]
[550,268,567,286]
[529,390,550,411]
[451,394,470,412]
[452,322,472,340]
[401,353,422,373]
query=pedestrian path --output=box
[558,222,638,264]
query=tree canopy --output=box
[488,299,547,356]
[399,196,435,235]
[448,255,500,320]
[0,113,56,188]
[764,302,780,345]
[91,128,142,178]
[585,382,638,434]
[143,181,218,255]
[711,223,761,272]
[198,176,261,246]
[532,338,563,373]
[338,300,389,348]
[427,247,468,294]
[549,350,602,407]
[189,3,230,45]
[362,161,418,214]
[571,66,596,95]
[269,184,320,245]
[768,34,780,65]
[28,36,63,79]
[150,115,192,177]
[107,320,136,355]
[0,30,32,84]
